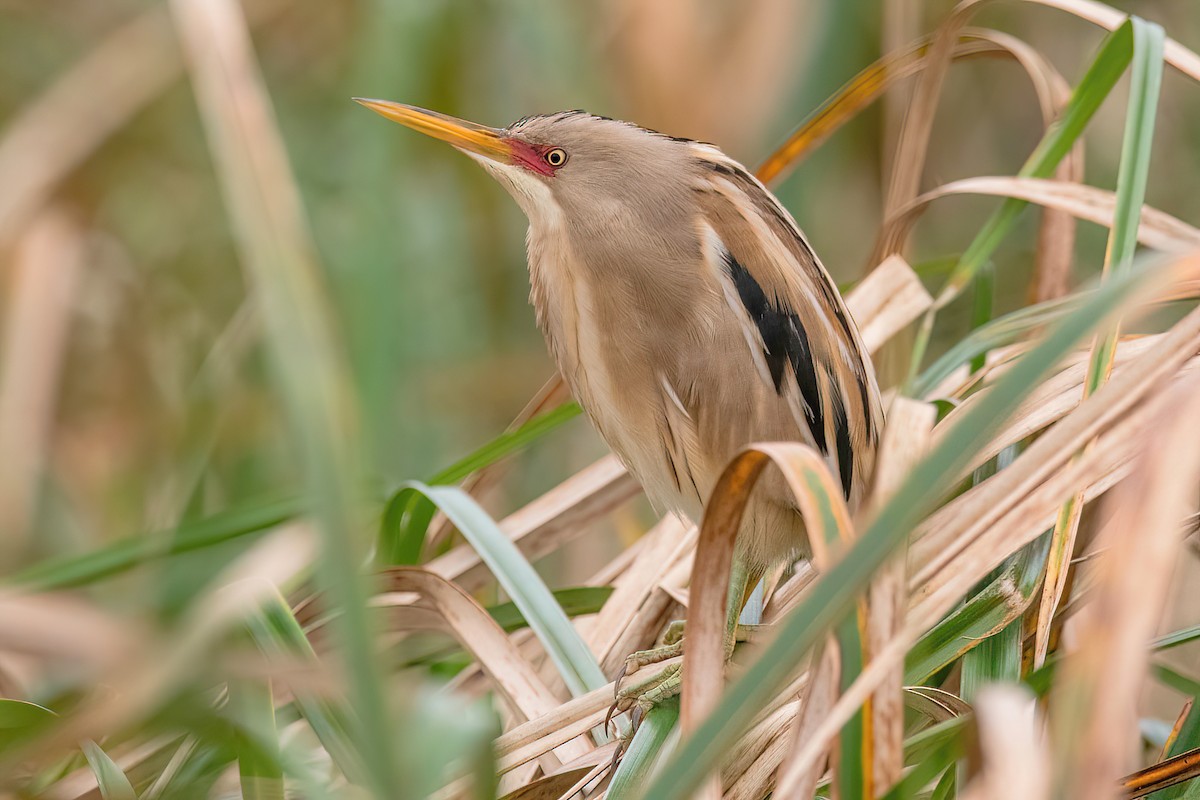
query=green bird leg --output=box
[609,559,766,729]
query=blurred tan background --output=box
[1,0,1198,577]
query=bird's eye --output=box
[544,148,567,167]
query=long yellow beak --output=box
[353,98,512,163]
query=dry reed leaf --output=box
[0,210,83,559]
[773,646,839,799]
[1021,0,1200,81]
[759,28,1077,187]
[585,514,694,669]
[879,177,1200,257]
[944,336,1200,478]
[1164,700,1195,759]
[952,28,1080,301]
[723,699,801,800]
[376,569,591,764]
[494,659,679,775]
[848,255,934,354]
[0,0,286,245]
[777,256,1200,786]
[1122,747,1200,799]
[910,255,1200,584]
[866,398,937,791]
[881,0,972,224]
[970,684,1048,800]
[680,443,852,735]
[1050,371,1200,800]
[904,686,972,723]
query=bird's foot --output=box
[605,621,770,738]
[605,661,682,737]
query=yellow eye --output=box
[545,148,567,167]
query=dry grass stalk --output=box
[0,210,83,561]
[866,398,937,793]
[0,0,287,246]
[879,177,1200,257]
[377,568,590,764]
[1050,370,1200,800]
[773,646,839,798]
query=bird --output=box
[356,99,884,715]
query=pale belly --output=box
[548,306,811,569]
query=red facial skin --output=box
[508,139,558,177]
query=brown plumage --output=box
[356,101,883,574]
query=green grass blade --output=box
[230,680,284,800]
[81,740,138,800]
[968,262,995,374]
[607,697,680,799]
[0,699,56,757]
[8,498,296,592]
[1153,695,1200,799]
[906,19,1138,382]
[938,20,1137,305]
[1153,624,1200,652]
[638,257,1160,800]
[398,481,606,696]
[914,293,1085,397]
[1040,16,1164,667]
[905,532,1048,684]
[246,593,363,781]
[168,0,400,790]
[378,401,582,564]
[11,401,582,592]
[1153,665,1200,699]
[487,586,613,632]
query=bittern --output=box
[357,99,883,717]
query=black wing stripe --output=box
[724,249,827,454]
[706,159,857,346]
[829,374,854,500]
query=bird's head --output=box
[354,99,695,231]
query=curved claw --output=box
[613,661,629,700]
[604,698,620,736]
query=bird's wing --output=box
[689,147,883,505]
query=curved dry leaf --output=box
[846,255,934,354]
[757,27,1075,187]
[680,442,853,738]
[1021,0,1200,81]
[879,177,1200,257]
[904,686,973,724]
[378,569,584,757]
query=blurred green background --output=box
[1,0,1198,559]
